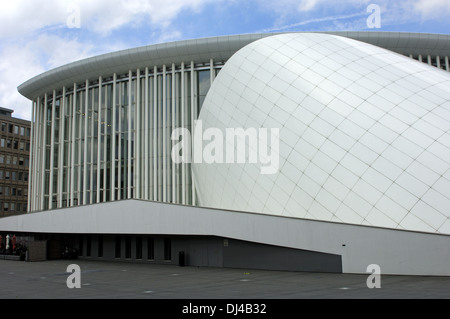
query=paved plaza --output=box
[0,259,449,299]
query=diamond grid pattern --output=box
[193,33,450,234]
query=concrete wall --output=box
[28,240,47,262]
[223,239,342,273]
[74,235,221,267]
[72,235,341,273]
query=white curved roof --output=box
[194,33,450,235]
[18,32,450,100]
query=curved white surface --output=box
[194,33,450,235]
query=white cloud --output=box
[413,0,450,18]
[257,0,450,34]
[254,0,371,13]
[297,0,322,12]
[0,0,218,120]
[0,0,218,38]
[120,0,212,26]
[0,1,68,38]
[0,42,45,120]
[33,34,96,69]
[261,11,366,32]
[0,34,105,120]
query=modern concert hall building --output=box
[1,31,450,275]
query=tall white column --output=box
[90,87,95,204]
[35,97,42,211]
[144,67,149,201]
[27,100,35,212]
[136,69,141,199]
[118,79,122,200]
[33,98,40,211]
[446,56,449,72]
[171,64,176,203]
[66,94,73,207]
[77,89,83,205]
[83,80,89,205]
[70,84,77,206]
[30,99,36,211]
[97,77,103,203]
[190,61,196,206]
[427,55,432,65]
[153,66,158,201]
[181,63,186,205]
[128,70,133,199]
[103,84,108,202]
[48,91,57,209]
[149,73,153,201]
[436,56,441,69]
[210,59,215,83]
[111,74,117,201]
[58,87,66,207]
[40,94,48,211]
[162,65,167,202]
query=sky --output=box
[1,0,450,121]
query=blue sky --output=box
[1,0,449,120]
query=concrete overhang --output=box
[18,32,450,100]
[1,199,450,276]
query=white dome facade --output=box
[193,33,450,234]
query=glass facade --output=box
[28,61,221,212]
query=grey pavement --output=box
[0,259,449,299]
